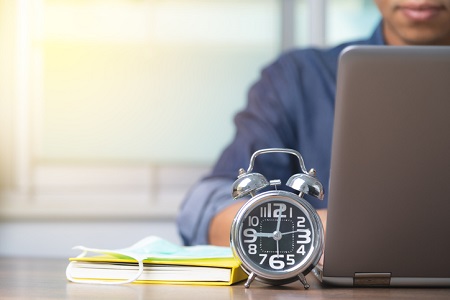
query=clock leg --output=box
[298,273,310,289]
[244,272,257,288]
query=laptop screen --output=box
[322,46,450,286]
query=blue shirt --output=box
[177,23,385,246]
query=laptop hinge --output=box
[353,273,391,287]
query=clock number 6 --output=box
[269,255,285,270]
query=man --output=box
[177,0,450,247]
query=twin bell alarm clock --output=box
[230,148,324,289]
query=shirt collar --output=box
[369,21,386,45]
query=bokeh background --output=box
[0,0,379,257]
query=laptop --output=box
[314,45,450,287]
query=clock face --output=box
[231,191,322,280]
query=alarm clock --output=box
[230,148,324,289]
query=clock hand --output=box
[281,230,301,235]
[276,240,280,258]
[274,211,283,258]
[281,229,311,235]
[276,210,282,232]
[255,232,274,238]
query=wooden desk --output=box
[1,257,450,299]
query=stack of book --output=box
[66,236,247,286]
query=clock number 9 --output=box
[243,228,257,243]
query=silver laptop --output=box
[315,45,450,287]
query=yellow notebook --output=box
[68,256,247,286]
[66,236,247,286]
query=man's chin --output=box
[399,25,450,45]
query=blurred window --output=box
[0,0,381,218]
[326,0,380,46]
[35,0,280,164]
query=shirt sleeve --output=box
[176,177,235,246]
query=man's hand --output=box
[208,201,245,246]
[317,209,327,265]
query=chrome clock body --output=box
[230,148,324,289]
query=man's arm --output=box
[208,200,245,246]
[177,178,236,246]
[178,51,331,246]
[317,208,327,234]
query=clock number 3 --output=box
[297,216,311,244]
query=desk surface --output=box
[1,257,450,300]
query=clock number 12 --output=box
[260,203,290,218]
